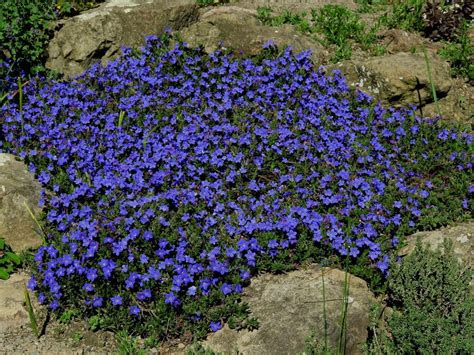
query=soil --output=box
[0,305,118,354]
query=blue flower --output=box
[210,321,222,332]
[92,297,103,307]
[130,305,141,316]
[28,276,37,290]
[111,295,123,306]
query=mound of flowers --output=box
[0,34,472,339]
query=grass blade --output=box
[24,201,46,245]
[118,111,125,127]
[24,283,39,338]
[423,46,441,116]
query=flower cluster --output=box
[1,35,472,337]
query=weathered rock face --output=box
[422,78,474,123]
[46,0,199,78]
[0,154,43,253]
[332,51,452,107]
[399,222,473,268]
[379,29,426,54]
[201,265,375,355]
[179,6,328,66]
[0,273,36,333]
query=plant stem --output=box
[423,46,441,116]
[338,257,350,354]
[18,78,24,134]
[322,266,328,352]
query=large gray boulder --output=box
[178,6,329,66]
[201,265,375,354]
[46,0,199,78]
[332,51,452,107]
[0,154,43,253]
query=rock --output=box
[379,29,425,54]
[422,77,474,123]
[0,273,35,333]
[0,154,43,253]
[201,265,375,354]
[399,221,473,268]
[332,51,452,107]
[46,0,199,78]
[178,6,328,66]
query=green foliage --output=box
[88,314,106,331]
[0,238,22,280]
[59,309,79,324]
[367,239,473,354]
[257,7,312,32]
[363,302,398,354]
[311,4,378,61]
[257,5,383,62]
[71,331,84,344]
[439,20,474,81]
[55,1,105,16]
[379,0,427,32]
[301,329,338,355]
[0,0,56,75]
[115,330,147,355]
[0,0,104,86]
[355,0,389,14]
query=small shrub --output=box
[355,0,389,14]
[257,5,383,62]
[0,0,56,75]
[59,309,79,324]
[0,0,105,89]
[115,330,147,355]
[379,0,427,32]
[369,239,473,353]
[311,5,381,62]
[422,0,473,42]
[439,20,474,81]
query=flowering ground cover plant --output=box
[0,34,472,341]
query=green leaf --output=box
[5,252,21,265]
[0,239,5,249]
[0,268,9,280]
